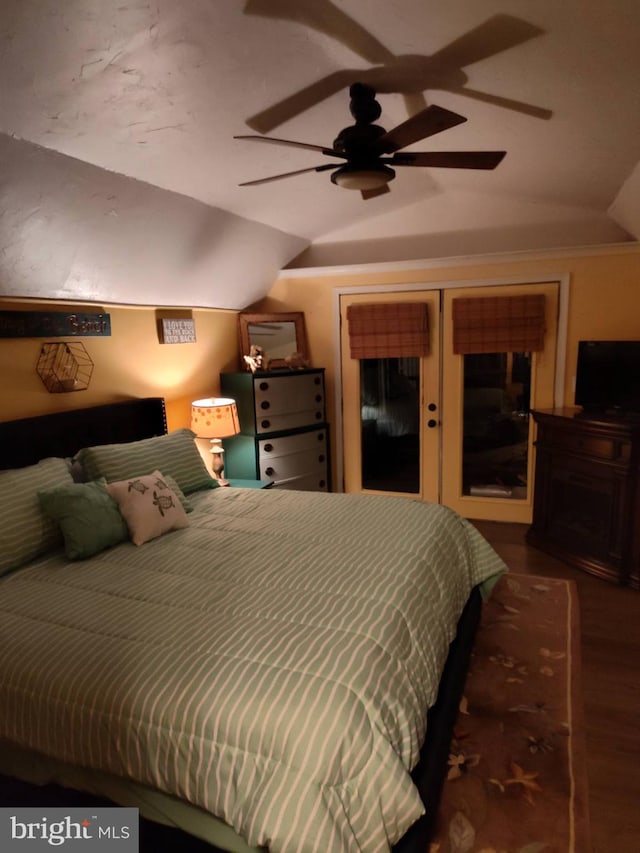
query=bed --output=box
[0,398,506,853]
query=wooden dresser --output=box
[527,408,640,588]
[220,369,330,491]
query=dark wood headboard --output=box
[0,398,167,470]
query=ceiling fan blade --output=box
[376,104,467,154]
[238,163,339,186]
[392,151,506,170]
[361,184,391,200]
[430,13,545,69]
[448,86,552,120]
[402,92,429,116]
[234,134,343,157]
[244,0,396,65]
[245,70,353,134]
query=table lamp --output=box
[191,397,240,486]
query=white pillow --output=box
[106,470,189,546]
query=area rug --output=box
[429,573,591,853]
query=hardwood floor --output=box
[473,520,640,853]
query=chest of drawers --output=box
[527,408,640,587]
[220,369,330,491]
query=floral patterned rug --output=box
[429,573,591,853]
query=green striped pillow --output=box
[0,457,73,576]
[76,429,215,495]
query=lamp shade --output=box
[191,397,240,439]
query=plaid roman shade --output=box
[346,302,430,359]
[452,294,546,354]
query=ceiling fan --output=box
[235,83,506,200]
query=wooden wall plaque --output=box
[159,318,196,344]
[0,311,111,338]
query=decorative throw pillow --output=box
[106,470,189,546]
[0,457,73,576]
[38,479,128,560]
[76,429,215,495]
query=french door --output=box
[340,282,559,523]
[341,290,441,503]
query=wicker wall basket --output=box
[37,342,94,393]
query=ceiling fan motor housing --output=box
[331,121,396,191]
[333,123,386,158]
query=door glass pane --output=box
[360,358,420,493]
[462,352,531,500]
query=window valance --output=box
[346,302,430,359]
[452,294,546,354]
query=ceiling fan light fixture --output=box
[331,164,395,191]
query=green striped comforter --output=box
[0,488,505,852]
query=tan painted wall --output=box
[257,247,640,486]
[0,299,240,430]
[2,247,638,467]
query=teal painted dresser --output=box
[220,369,330,491]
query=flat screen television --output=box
[575,340,640,414]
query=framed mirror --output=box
[238,312,309,370]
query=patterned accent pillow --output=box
[107,470,190,546]
[0,457,73,576]
[76,429,215,495]
[38,479,128,560]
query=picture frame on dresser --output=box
[238,311,308,369]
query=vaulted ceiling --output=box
[1,1,639,308]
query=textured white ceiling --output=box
[1,0,638,307]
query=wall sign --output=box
[159,318,196,344]
[0,311,111,338]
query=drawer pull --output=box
[315,411,322,420]
[318,454,325,463]
[260,401,270,410]
[261,419,271,429]
[264,443,274,453]
[319,480,326,488]
[315,394,322,403]
[265,466,275,477]
[259,381,269,391]
[317,432,324,441]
